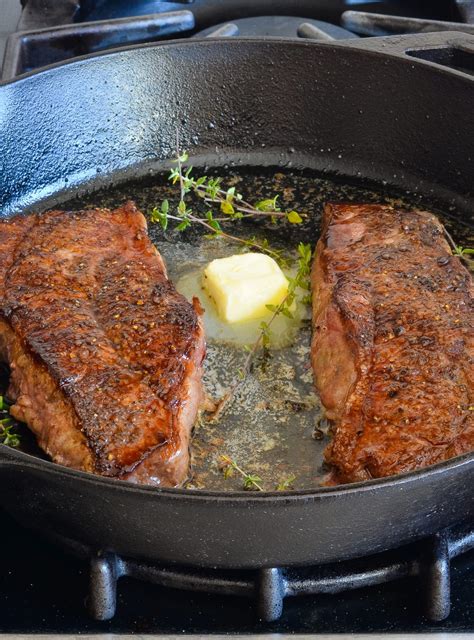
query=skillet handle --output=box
[337,31,474,79]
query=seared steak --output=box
[312,203,473,483]
[0,202,205,487]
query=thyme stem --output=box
[201,197,288,219]
[176,129,186,204]
[163,212,284,262]
[219,455,264,491]
[443,227,458,253]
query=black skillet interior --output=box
[42,160,473,493]
[0,33,473,569]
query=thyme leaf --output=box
[0,423,20,448]
[453,245,474,257]
[0,395,9,411]
[442,227,474,261]
[0,396,20,448]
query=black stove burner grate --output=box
[1,10,197,80]
[81,523,474,622]
[1,11,358,80]
[2,0,472,79]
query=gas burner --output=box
[196,16,356,40]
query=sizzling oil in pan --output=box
[2,167,473,491]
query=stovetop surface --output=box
[1,509,472,634]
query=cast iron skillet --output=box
[0,32,473,570]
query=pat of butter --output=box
[203,253,289,323]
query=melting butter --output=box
[176,267,309,349]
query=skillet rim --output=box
[1,446,472,501]
[1,33,474,88]
[0,35,473,500]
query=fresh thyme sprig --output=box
[208,243,313,422]
[0,396,20,448]
[275,474,297,491]
[150,148,303,267]
[219,454,264,491]
[168,150,302,224]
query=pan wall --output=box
[0,39,473,220]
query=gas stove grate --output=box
[85,523,473,622]
[1,10,196,80]
[1,11,356,80]
[3,0,472,80]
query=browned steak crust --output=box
[0,202,205,486]
[312,203,474,483]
